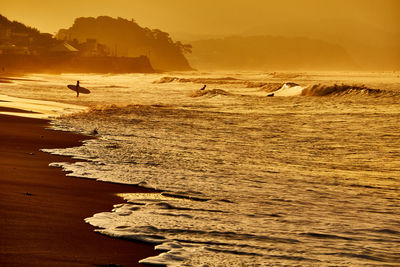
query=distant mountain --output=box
[188,35,356,71]
[244,18,400,70]
[56,16,193,71]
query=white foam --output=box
[273,83,304,96]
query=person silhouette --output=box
[76,80,80,97]
[200,85,206,90]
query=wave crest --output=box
[189,89,232,98]
[301,84,385,96]
[153,76,240,85]
[245,82,284,92]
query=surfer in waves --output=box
[200,85,207,90]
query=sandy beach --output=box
[0,113,159,266]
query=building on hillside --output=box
[50,42,79,55]
[11,32,32,46]
[77,38,110,57]
[0,27,33,54]
[0,44,30,55]
[0,27,11,41]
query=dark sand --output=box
[0,114,159,266]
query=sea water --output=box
[1,71,400,266]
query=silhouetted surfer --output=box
[76,80,80,97]
[200,85,207,90]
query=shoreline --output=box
[0,113,160,266]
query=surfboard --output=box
[67,85,91,94]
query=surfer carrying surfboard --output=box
[76,80,80,97]
[67,81,91,96]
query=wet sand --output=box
[0,106,39,114]
[0,114,159,266]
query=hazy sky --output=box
[1,0,399,36]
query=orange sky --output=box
[1,0,399,36]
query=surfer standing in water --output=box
[76,80,80,97]
[67,81,90,96]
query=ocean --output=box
[1,71,400,266]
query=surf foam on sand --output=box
[0,94,88,119]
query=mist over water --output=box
[2,71,400,265]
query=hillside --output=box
[0,14,39,36]
[0,14,154,74]
[245,18,400,70]
[0,14,59,54]
[188,35,356,71]
[57,16,193,71]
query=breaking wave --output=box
[246,82,284,93]
[189,89,232,98]
[268,83,304,97]
[301,84,389,96]
[266,83,399,98]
